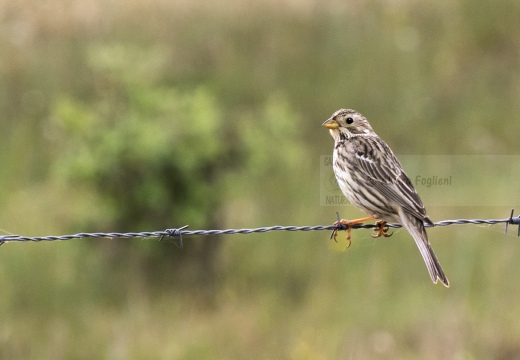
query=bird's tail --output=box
[399,210,449,287]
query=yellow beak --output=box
[322,118,339,129]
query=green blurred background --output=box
[1,0,520,358]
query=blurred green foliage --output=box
[1,0,520,359]
[51,85,232,230]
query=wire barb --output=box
[162,225,189,248]
[505,209,520,236]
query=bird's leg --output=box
[331,216,375,248]
[371,220,393,238]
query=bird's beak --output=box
[322,118,339,129]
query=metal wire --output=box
[1,209,519,246]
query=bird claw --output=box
[371,220,393,238]
[330,219,353,248]
[329,213,376,249]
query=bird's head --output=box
[322,109,375,141]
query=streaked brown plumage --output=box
[323,109,449,287]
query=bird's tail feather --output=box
[399,211,449,287]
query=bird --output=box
[322,108,449,287]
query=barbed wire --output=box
[1,209,519,247]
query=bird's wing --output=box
[350,136,431,223]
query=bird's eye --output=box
[346,117,354,124]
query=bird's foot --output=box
[371,220,393,238]
[330,216,375,248]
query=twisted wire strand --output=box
[1,212,519,244]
